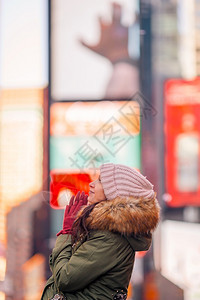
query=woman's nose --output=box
[89,179,98,187]
[89,181,95,188]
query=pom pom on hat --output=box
[100,163,155,201]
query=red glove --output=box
[57,191,88,236]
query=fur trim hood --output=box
[83,196,160,236]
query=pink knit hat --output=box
[100,163,155,200]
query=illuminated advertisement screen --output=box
[0,89,44,210]
[50,101,140,169]
[51,0,140,100]
[164,78,200,207]
[161,221,200,290]
[50,100,141,207]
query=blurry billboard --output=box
[161,221,200,297]
[51,0,139,100]
[50,171,92,208]
[50,100,141,207]
[0,89,44,211]
[50,100,140,170]
[0,89,45,291]
[0,0,48,88]
[164,78,200,206]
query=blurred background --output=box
[0,0,200,299]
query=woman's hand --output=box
[57,191,88,236]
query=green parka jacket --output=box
[41,196,160,300]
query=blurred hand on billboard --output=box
[80,3,129,64]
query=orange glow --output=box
[22,254,45,300]
[136,251,147,258]
[0,89,44,106]
[0,292,5,300]
[0,257,6,281]
[0,89,44,212]
[127,283,133,299]
[50,101,140,136]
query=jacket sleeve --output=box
[50,232,120,293]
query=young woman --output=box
[41,163,160,300]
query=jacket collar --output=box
[84,196,160,236]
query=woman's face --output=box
[88,175,106,205]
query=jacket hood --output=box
[82,196,160,239]
[125,234,152,252]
